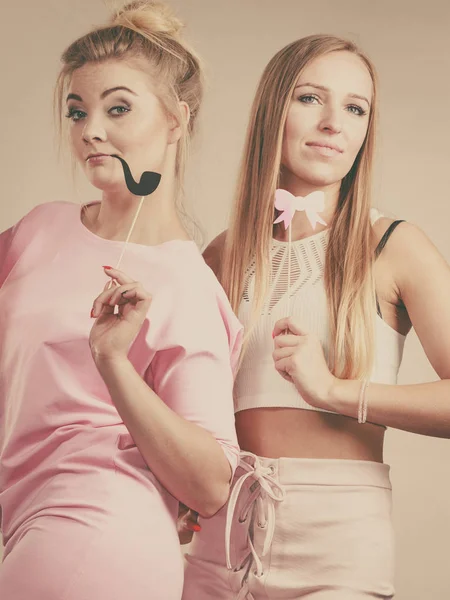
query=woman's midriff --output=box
[235,407,385,462]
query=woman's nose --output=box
[82,117,107,144]
[319,104,343,134]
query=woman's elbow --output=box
[197,481,231,518]
[194,446,236,517]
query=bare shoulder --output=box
[373,217,445,266]
[373,218,450,378]
[373,217,449,300]
[202,230,227,278]
[371,215,404,248]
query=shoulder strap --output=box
[374,219,405,318]
[375,220,405,259]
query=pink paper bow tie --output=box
[274,189,327,230]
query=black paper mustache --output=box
[111,155,161,196]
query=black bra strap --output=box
[375,220,405,259]
[375,219,405,318]
[376,298,383,318]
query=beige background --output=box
[1,0,449,597]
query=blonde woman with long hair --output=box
[182,34,450,599]
[0,2,242,598]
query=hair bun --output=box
[112,1,184,38]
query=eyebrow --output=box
[66,86,138,103]
[294,82,371,107]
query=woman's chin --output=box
[88,176,125,193]
[295,167,347,189]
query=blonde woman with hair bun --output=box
[0,2,242,598]
[182,34,450,599]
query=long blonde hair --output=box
[54,0,203,199]
[222,34,379,380]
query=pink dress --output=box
[0,201,242,600]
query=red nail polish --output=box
[90,308,95,318]
[191,524,201,532]
[103,265,112,270]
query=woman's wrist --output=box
[325,377,361,417]
[92,351,131,377]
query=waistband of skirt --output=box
[237,453,392,489]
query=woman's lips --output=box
[86,154,110,164]
[306,143,343,157]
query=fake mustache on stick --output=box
[111,155,161,196]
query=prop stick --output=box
[110,155,161,272]
[114,196,145,272]
[273,189,327,316]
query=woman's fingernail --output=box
[272,331,275,338]
[90,308,95,318]
[103,265,112,270]
[191,524,201,532]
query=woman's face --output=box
[281,50,373,190]
[66,59,179,193]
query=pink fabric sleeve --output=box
[0,203,57,288]
[148,278,243,475]
[0,224,19,288]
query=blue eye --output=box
[347,104,367,117]
[109,106,130,116]
[299,94,319,104]
[65,108,86,122]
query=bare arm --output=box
[95,356,233,517]
[326,223,450,437]
[172,230,231,540]
[90,266,241,518]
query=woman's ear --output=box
[167,101,190,144]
